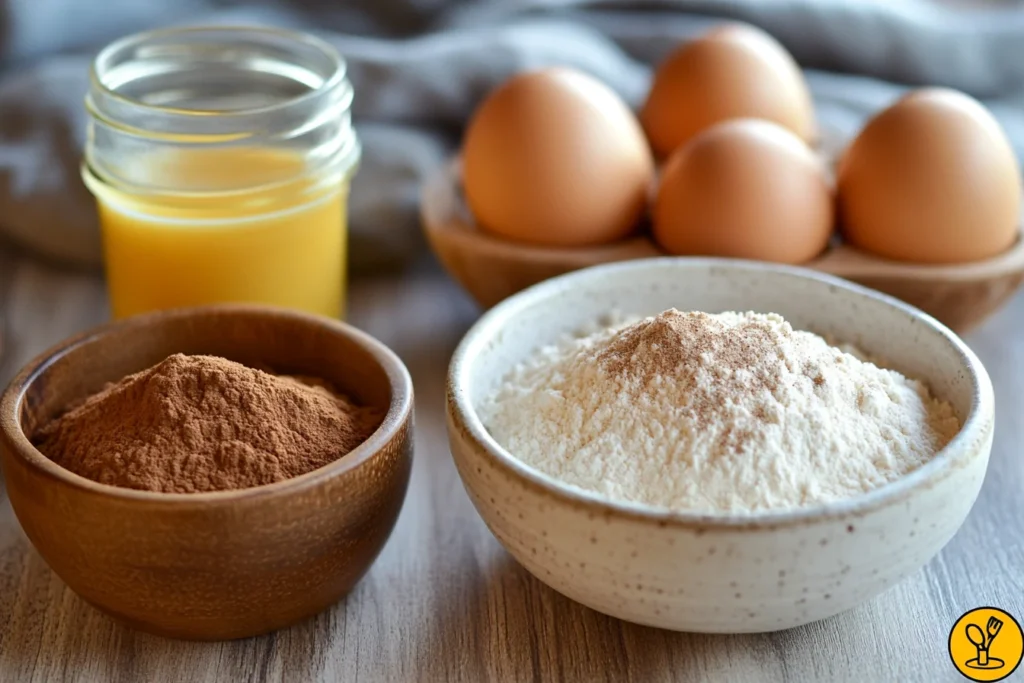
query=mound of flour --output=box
[479,309,960,513]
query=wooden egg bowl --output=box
[0,306,414,640]
[422,160,1024,333]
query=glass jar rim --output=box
[83,25,360,208]
[87,25,352,137]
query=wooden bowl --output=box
[422,160,1024,333]
[0,306,414,640]
[448,259,994,632]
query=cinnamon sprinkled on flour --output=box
[596,312,790,429]
[481,309,960,513]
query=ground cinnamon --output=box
[33,354,382,493]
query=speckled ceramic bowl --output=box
[447,258,994,633]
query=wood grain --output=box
[0,247,1022,681]
[1,306,414,641]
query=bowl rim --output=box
[448,256,995,529]
[0,304,414,505]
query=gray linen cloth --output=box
[1,0,1023,271]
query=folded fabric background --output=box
[1,0,1022,271]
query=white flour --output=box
[479,309,960,513]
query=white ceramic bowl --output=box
[447,258,994,633]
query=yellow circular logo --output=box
[949,607,1024,681]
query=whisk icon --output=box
[965,616,1005,670]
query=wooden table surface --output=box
[0,245,1021,683]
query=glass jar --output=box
[83,26,360,319]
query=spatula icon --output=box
[989,616,1004,643]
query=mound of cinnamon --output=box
[33,354,382,493]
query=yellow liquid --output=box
[92,148,348,320]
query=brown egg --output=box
[461,68,654,246]
[641,23,815,159]
[837,88,1021,264]
[653,119,833,264]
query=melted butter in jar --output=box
[83,27,360,319]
